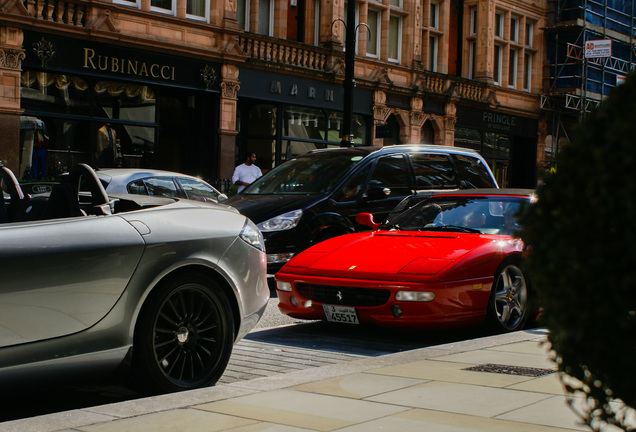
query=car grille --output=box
[296,283,390,307]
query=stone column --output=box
[474,0,494,84]
[320,0,344,50]
[408,97,427,143]
[218,0,238,28]
[372,90,392,145]
[404,0,423,68]
[443,101,457,146]
[0,27,25,172]
[218,64,240,179]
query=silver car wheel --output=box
[490,264,528,332]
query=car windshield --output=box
[242,151,366,194]
[380,195,530,235]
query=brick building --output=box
[1,0,547,187]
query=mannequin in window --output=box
[96,123,122,168]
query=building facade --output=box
[1,0,548,188]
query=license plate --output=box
[323,305,359,324]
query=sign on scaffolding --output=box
[585,39,612,59]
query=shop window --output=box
[382,115,401,146]
[454,127,481,151]
[284,106,325,141]
[282,106,327,161]
[247,104,277,135]
[20,72,157,176]
[327,112,366,145]
[484,132,510,159]
[245,104,277,169]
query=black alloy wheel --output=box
[132,274,234,393]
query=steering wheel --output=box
[67,163,110,209]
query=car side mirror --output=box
[218,193,228,202]
[366,186,391,200]
[355,212,381,230]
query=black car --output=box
[225,145,498,277]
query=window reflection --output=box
[20,71,157,175]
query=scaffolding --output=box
[540,0,636,167]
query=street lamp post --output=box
[340,0,357,147]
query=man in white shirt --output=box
[232,152,262,193]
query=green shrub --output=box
[519,74,636,430]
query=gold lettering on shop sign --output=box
[82,48,176,81]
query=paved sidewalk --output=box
[1,329,605,432]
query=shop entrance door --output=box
[492,160,510,188]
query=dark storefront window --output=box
[381,115,401,146]
[242,104,277,171]
[20,71,157,180]
[239,102,368,171]
[454,127,510,187]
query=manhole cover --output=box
[463,363,555,377]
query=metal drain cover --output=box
[463,363,555,377]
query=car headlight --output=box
[239,219,265,251]
[257,209,303,232]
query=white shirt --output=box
[232,163,262,193]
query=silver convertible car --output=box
[0,163,269,393]
[95,168,228,203]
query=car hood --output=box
[280,231,508,280]
[224,194,320,223]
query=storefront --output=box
[235,68,374,171]
[19,32,221,181]
[454,106,538,188]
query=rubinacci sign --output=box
[585,39,612,59]
[83,48,176,81]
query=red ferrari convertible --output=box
[275,189,536,332]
